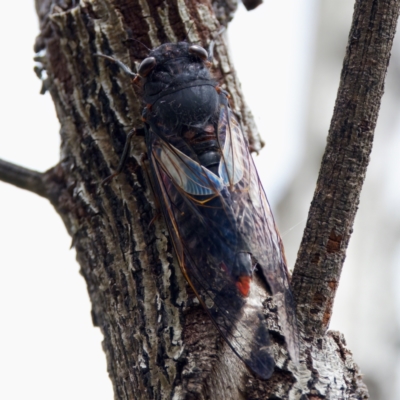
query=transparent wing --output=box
[219,105,299,363]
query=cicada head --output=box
[140,42,219,129]
[139,42,210,78]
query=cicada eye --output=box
[138,57,156,77]
[188,45,208,61]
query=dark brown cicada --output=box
[97,41,298,379]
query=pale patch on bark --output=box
[137,0,161,48]
[197,2,219,33]
[176,0,200,43]
[157,3,178,43]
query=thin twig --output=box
[291,0,400,336]
[0,158,47,198]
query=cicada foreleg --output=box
[95,53,136,78]
[102,127,144,186]
[138,152,163,229]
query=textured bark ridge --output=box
[17,0,391,398]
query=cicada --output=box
[97,40,299,379]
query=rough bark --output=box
[1,0,397,398]
[291,0,400,337]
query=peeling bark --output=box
[2,0,397,398]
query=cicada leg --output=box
[95,53,137,78]
[102,128,144,186]
[138,152,162,229]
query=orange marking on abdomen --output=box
[236,276,251,297]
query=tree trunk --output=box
[1,0,398,398]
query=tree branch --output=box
[291,0,400,336]
[0,158,47,198]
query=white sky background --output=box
[229,1,317,205]
[2,1,388,398]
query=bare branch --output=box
[0,158,47,198]
[292,0,400,336]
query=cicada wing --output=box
[218,105,247,187]
[148,129,276,379]
[249,160,300,364]
[220,104,300,364]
